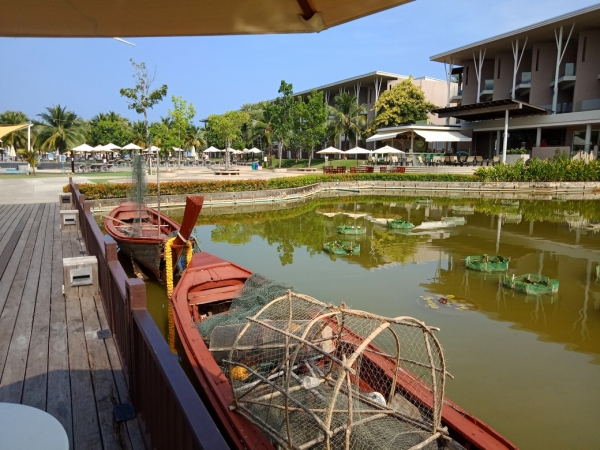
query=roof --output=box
[366,124,471,142]
[430,3,600,64]
[1,0,414,37]
[293,71,408,97]
[433,99,551,122]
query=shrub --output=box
[475,157,600,182]
[506,147,527,155]
[65,173,478,199]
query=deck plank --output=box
[0,203,33,280]
[66,293,103,450]
[0,205,24,272]
[22,203,56,410]
[48,203,74,447]
[0,204,31,291]
[0,204,42,386]
[0,204,49,403]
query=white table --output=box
[0,403,68,450]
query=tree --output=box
[89,120,134,147]
[90,111,129,127]
[328,92,367,150]
[206,111,249,169]
[294,90,328,167]
[18,148,40,175]
[167,95,196,168]
[119,59,168,154]
[130,120,147,148]
[367,77,436,135]
[0,111,30,158]
[267,80,296,168]
[35,105,86,154]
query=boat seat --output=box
[118,211,152,221]
[188,284,244,305]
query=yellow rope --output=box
[165,237,193,353]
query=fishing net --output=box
[128,155,148,237]
[212,291,448,450]
[197,273,294,338]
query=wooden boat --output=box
[466,255,510,272]
[171,252,519,450]
[337,225,366,235]
[503,273,559,295]
[386,219,414,230]
[104,196,204,282]
[323,240,360,255]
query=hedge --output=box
[64,173,478,199]
[475,158,600,182]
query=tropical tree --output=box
[206,111,249,169]
[35,105,87,154]
[328,92,367,150]
[266,80,296,168]
[89,120,134,147]
[367,77,436,135]
[294,90,328,167]
[130,120,147,148]
[184,124,206,154]
[120,59,168,155]
[244,103,274,154]
[18,148,40,175]
[89,111,129,127]
[167,95,196,167]
[0,111,30,157]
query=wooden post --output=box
[127,278,147,310]
[104,238,118,262]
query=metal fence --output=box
[69,180,228,450]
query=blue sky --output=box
[1,0,597,123]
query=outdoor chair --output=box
[368,156,376,165]
[443,156,450,166]
[432,156,442,166]
[350,167,356,173]
[405,156,414,166]
[458,156,467,166]
[365,166,374,173]
[475,156,484,166]
[492,156,500,165]
[449,156,459,165]
[417,156,425,166]
[466,156,475,166]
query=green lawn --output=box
[0,170,133,180]
[268,159,364,169]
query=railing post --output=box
[104,239,118,331]
[105,238,118,262]
[127,278,147,310]
[126,278,146,397]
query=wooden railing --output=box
[69,180,228,450]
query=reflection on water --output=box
[157,195,600,450]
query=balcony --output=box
[513,72,531,95]
[550,63,576,90]
[449,88,462,104]
[480,79,494,100]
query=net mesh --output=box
[210,289,447,450]
[128,154,148,237]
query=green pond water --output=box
[143,195,600,450]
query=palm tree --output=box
[0,111,30,156]
[245,104,274,153]
[328,92,367,150]
[89,111,129,127]
[36,105,87,154]
[184,124,206,151]
[130,120,147,147]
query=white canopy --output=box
[316,147,343,154]
[203,146,221,153]
[345,146,371,155]
[248,147,262,154]
[122,142,143,150]
[91,144,107,152]
[172,147,185,152]
[366,132,400,143]
[228,148,243,154]
[409,129,471,142]
[71,143,94,152]
[241,148,250,153]
[374,145,404,154]
[103,142,121,150]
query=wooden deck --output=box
[0,203,145,450]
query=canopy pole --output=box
[552,23,575,113]
[473,49,486,103]
[511,37,528,99]
[27,123,31,152]
[410,130,414,154]
[502,110,509,163]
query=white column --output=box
[511,37,528,99]
[536,127,542,147]
[354,82,361,104]
[373,78,383,116]
[444,60,454,107]
[584,123,592,152]
[552,24,575,113]
[502,110,509,163]
[473,49,486,103]
[410,130,414,154]
[27,123,31,152]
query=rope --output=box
[165,236,194,353]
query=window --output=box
[535,49,540,71]
[465,66,469,85]
[582,36,587,63]
[497,59,501,79]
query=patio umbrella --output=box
[71,143,94,152]
[103,143,121,150]
[346,146,372,166]
[375,145,404,154]
[249,147,263,153]
[122,142,143,150]
[203,146,220,153]
[316,147,343,154]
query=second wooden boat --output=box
[104,196,204,283]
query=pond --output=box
[145,195,600,450]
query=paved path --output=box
[0,202,145,450]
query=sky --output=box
[1,0,598,123]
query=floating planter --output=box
[386,219,414,230]
[451,205,475,214]
[466,254,510,272]
[442,216,466,225]
[503,273,559,295]
[337,225,366,235]
[323,240,360,255]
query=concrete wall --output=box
[480,60,495,94]
[573,30,600,111]
[493,52,514,100]
[462,61,477,104]
[529,42,557,108]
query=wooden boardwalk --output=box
[0,203,145,450]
